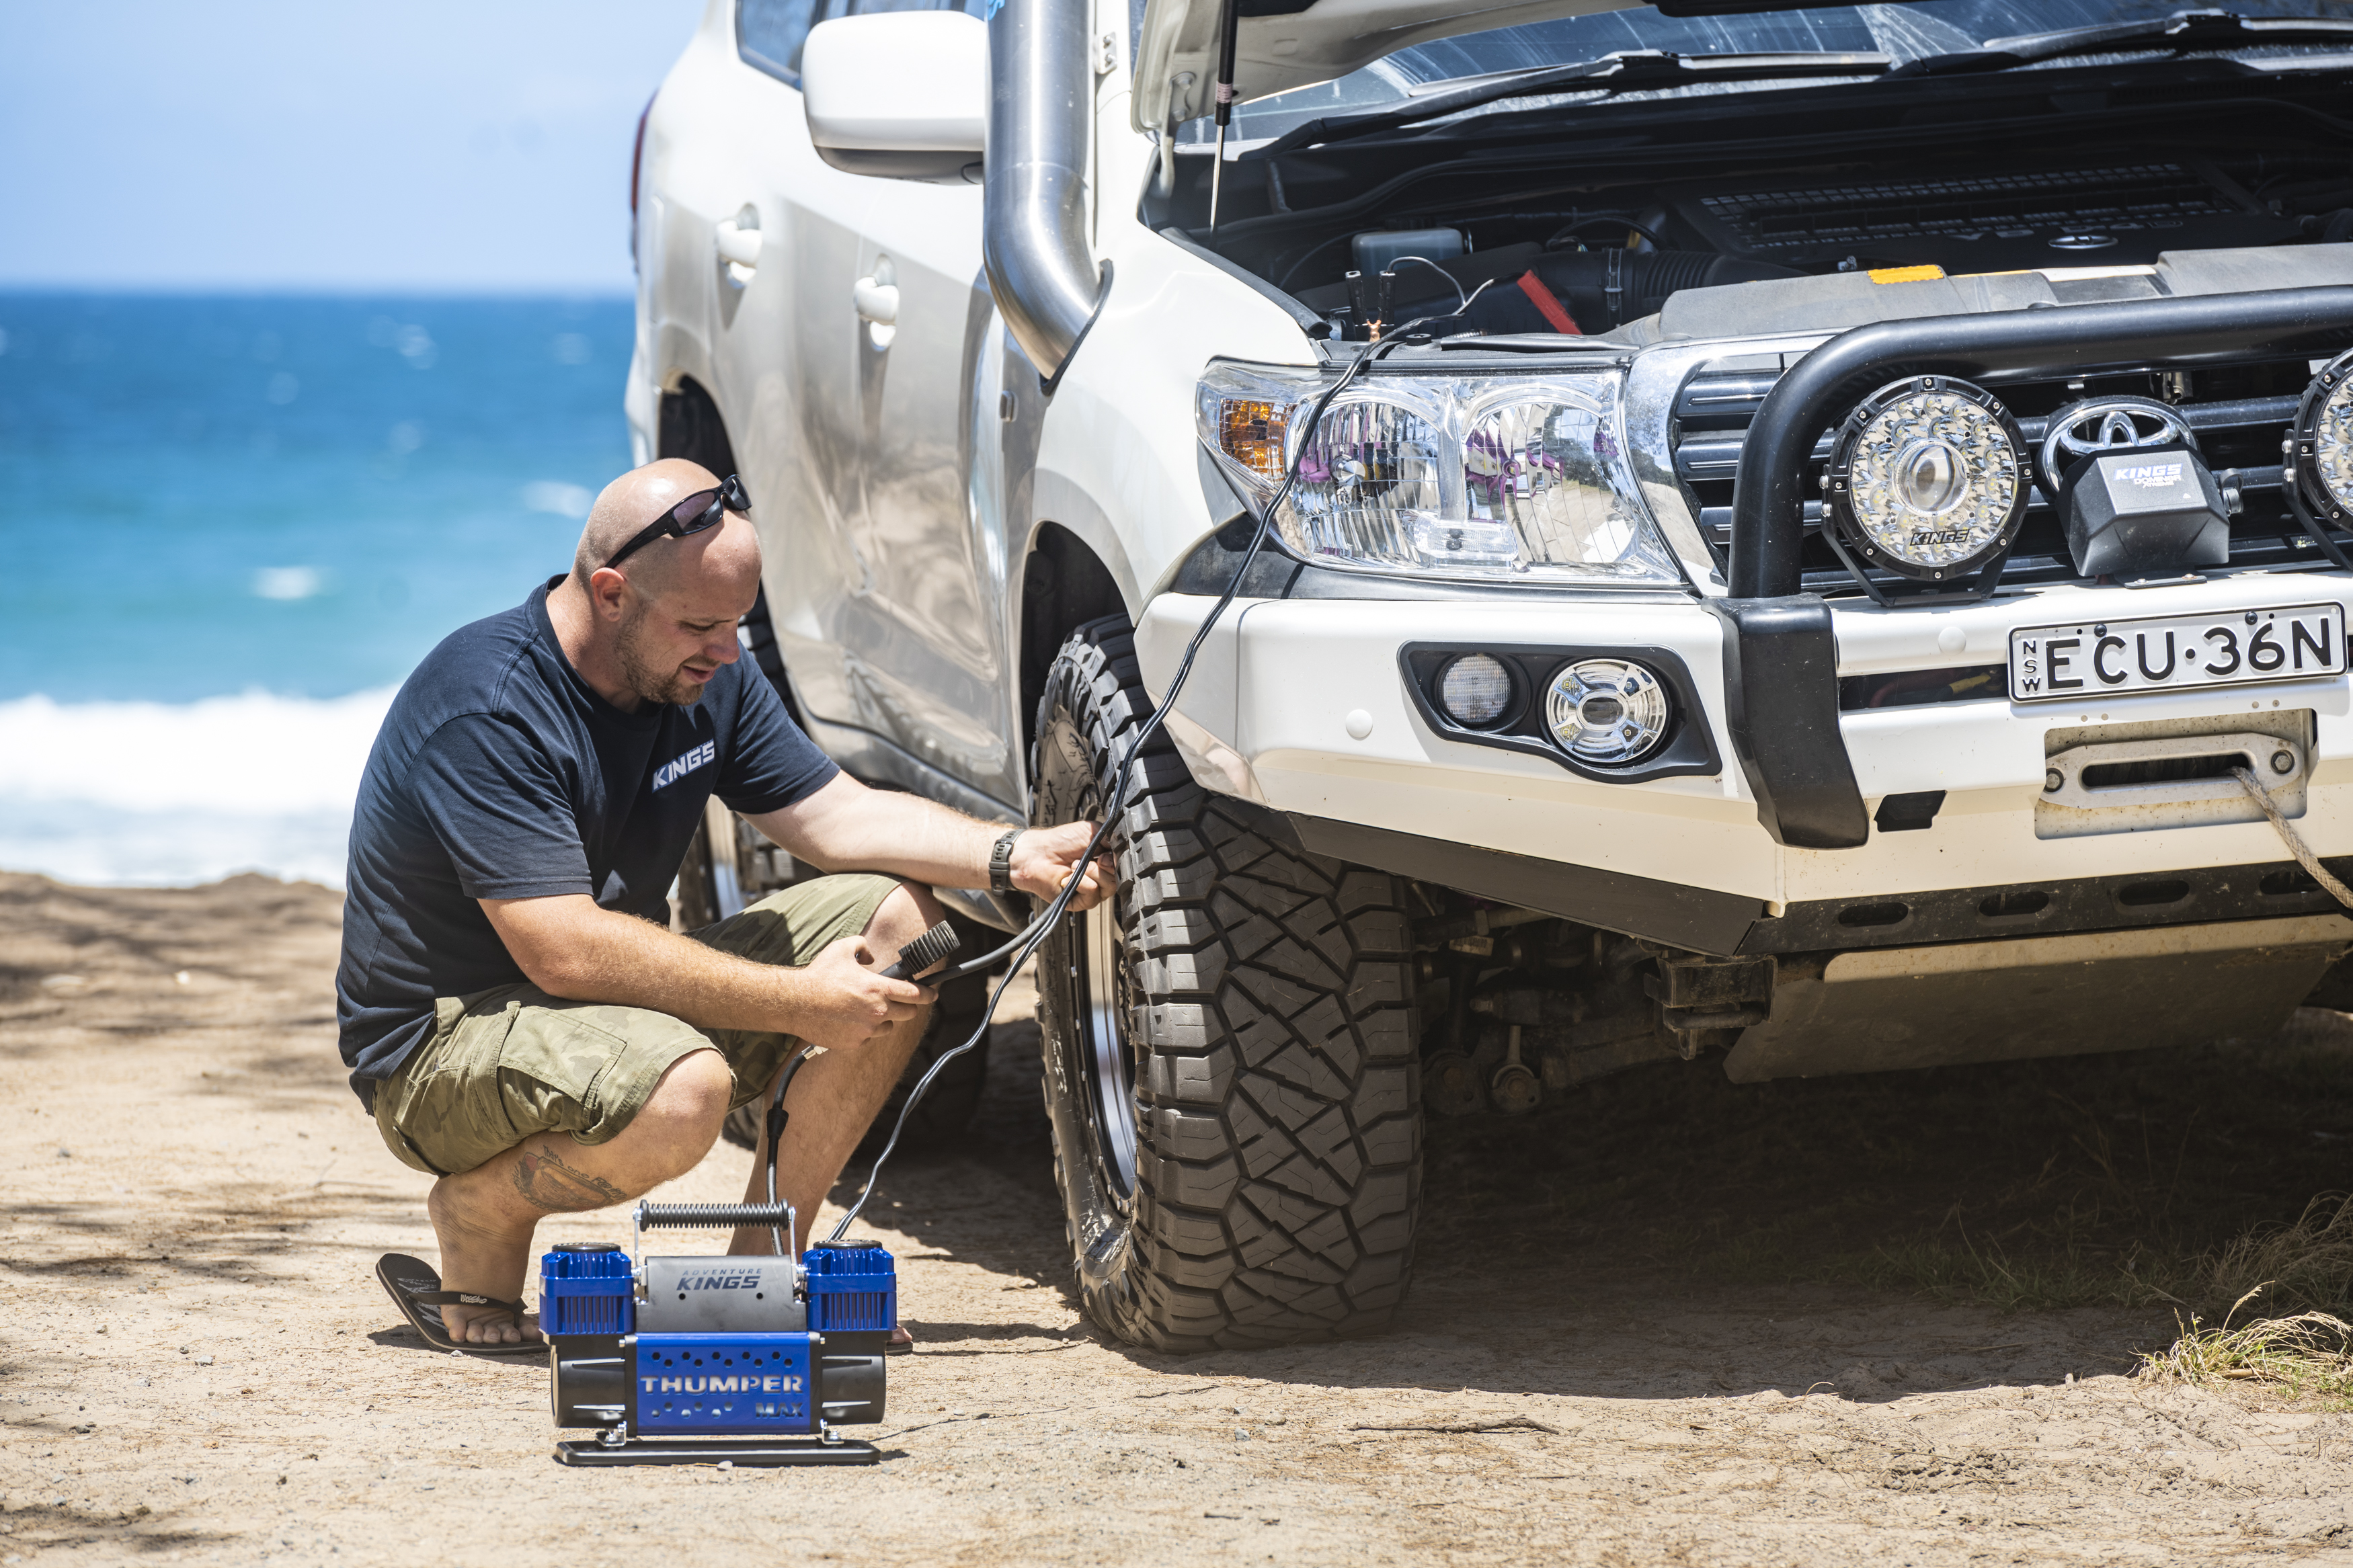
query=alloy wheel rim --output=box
[1075,897,1140,1202]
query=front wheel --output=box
[1033,617,1423,1350]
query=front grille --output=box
[1669,356,2325,594]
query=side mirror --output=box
[803,12,986,185]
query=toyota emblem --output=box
[2040,397,2200,485]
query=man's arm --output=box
[746,774,1115,908]
[478,895,928,1050]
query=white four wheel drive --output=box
[631,0,2353,1350]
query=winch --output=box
[542,1201,895,1467]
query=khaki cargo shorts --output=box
[371,874,899,1178]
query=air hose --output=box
[815,324,1430,1245]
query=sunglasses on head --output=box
[601,474,752,569]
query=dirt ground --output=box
[6,871,2353,1567]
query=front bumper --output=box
[1135,572,2353,956]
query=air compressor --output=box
[534,932,963,1467]
[542,1200,896,1467]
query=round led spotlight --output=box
[1824,376,2028,583]
[1546,659,1670,767]
[1437,653,1514,727]
[2286,347,2353,538]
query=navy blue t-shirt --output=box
[335,577,838,1106]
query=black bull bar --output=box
[1710,285,2353,851]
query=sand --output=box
[4,869,2352,1566]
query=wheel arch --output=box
[656,376,807,730]
[1017,518,1132,774]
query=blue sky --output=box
[0,0,708,294]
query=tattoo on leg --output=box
[511,1143,627,1212]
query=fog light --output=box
[1546,659,1669,766]
[1438,654,1513,727]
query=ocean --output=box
[0,292,637,886]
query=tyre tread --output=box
[1033,615,1421,1351]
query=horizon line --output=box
[0,283,639,301]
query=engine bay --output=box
[1168,69,2353,343]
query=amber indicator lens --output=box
[1218,399,1289,481]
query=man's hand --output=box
[1011,822,1119,912]
[744,775,1122,910]
[480,893,936,1045]
[789,936,936,1051]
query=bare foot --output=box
[425,1175,543,1346]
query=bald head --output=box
[572,458,762,593]
[547,459,766,710]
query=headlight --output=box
[1546,658,1670,766]
[1293,392,1461,566]
[2288,347,2353,531]
[1196,362,1683,585]
[1823,375,2027,583]
[1465,399,1654,570]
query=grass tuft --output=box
[2137,1285,2353,1405]
[2191,1193,2353,1314]
[1853,1231,2156,1313]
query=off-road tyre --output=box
[1033,616,1422,1350]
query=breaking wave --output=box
[0,688,397,887]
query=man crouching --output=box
[337,459,1110,1350]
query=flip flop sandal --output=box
[374,1253,545,1358]
[887,1325,914,1357]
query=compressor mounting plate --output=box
[553,1436,880,1467]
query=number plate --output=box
[2009,604,2346,702]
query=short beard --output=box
[613,601,703,708]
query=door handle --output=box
[854,259,899,351]
[852,276,899,326]
[715,218,760,287]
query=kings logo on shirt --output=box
[653,739,717,791]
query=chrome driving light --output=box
[1193,361,1684,586]
[2286,349,2353,559]
[1823,376,2028,583]
[1437,653,1514,727]
[1546,658,1669,766]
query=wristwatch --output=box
[989,829,1022,895]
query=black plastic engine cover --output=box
[2058,443,2232,577]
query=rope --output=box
[2234,765,2353,913]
